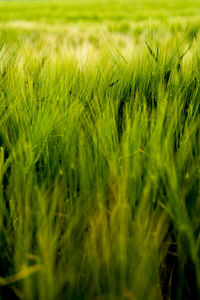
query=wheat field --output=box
[0,1,200,299]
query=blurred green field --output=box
[1,0,200,23]
[0,1,200,300]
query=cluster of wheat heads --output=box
[0,11,200,300]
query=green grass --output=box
[1,0,200,24]
[0,1,200,299]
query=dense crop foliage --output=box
[0,1,200,299]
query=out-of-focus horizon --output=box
[0,0,200,27]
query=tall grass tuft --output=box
[0,8,200,299]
